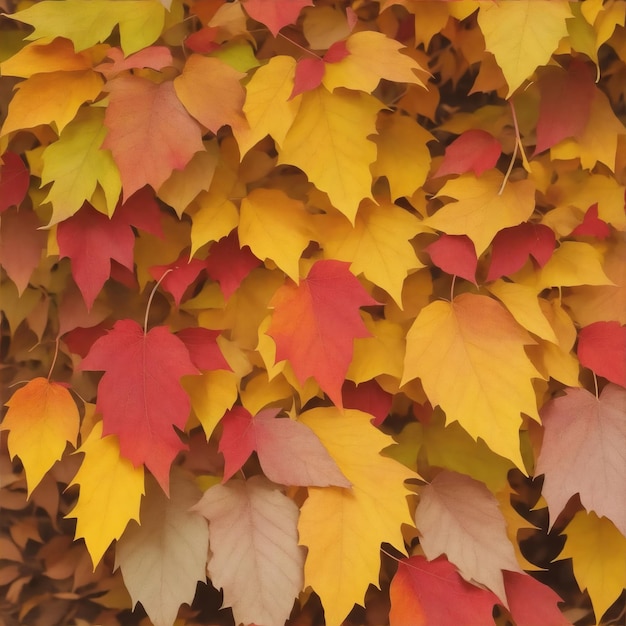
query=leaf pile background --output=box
[1,0,625,625]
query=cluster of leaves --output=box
[1,0,626,625]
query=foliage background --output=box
[1,0,625,625]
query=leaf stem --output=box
[592,372,599,399]
[449,275,457,301]
[277,32,322,60]
[144,269,173,335]
[498,99,522,195]
[47,337,60,381]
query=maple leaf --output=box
[342,379,393,427]
[427,172,536,255]
[433,129,502,178]
[116,471,208,626]
[80,319,198,493]
[193,476,304,626]
[57,190,162,309]
[174,55,246,136]
[219,406,350,486]
[95,46,174,79]
[415,470,521,603]
[243,0,313,37]
[175,327,230,372]
[570,204,611,239]
[239,188,312,283]
[0,152,29,213]
[149,252,207,307]
[317,199,426,305]
[103,75,204,200]
[278,86,381,223]
[291,58,325,99]
[389,555,499,626]
[66,421,144,567]
[487,223,555,282]
[2,378,79,496]
[425,234,477,284]
[40,107,122,225]
[577,321,626,387]
[535,384,626,537]
[205,230,261,299]
[558,510,626,624]
[534,60,596,154]
[477,0,571,97]
[266,260,377,408]
[402,293,540,467]
[5,0,166,55]
[298,407,416,625]
[0,206,46,295]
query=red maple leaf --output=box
[426,234,477,284]
[433,129,501,178]
[0,152,30,213]
[342,379,393,426]
[150,251,207,306]
[571,204,611,239]
[57,189,162,309]
[242,0,313,37]
[219,406,350,487]
[290,58,325,100]
[487,222,555,281]
[80,319,198,493]
[389,555,499,626]
[266,260,377,407]
[577,321,626,387]
[175,327,230,372]
[205,230,261,299]
[534,60,595,155]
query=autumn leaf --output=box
[415,471,521,603]
[175,327,230,372]
[193,476,304,626]
[0,152,29,213]
[66,421,144,567]
[298,407,416,625]
[558,510,626,623]
[425,234,477,284]
[403,293,541,467]
[577,321,626,388]
[278,86,381,223]
[266,260,377,408]
[95,46,174,79]
[219,406,350,486]
[433,129,502,178]
[80,320,198,493]
[2,378,79,496]
[389,555,499,626]
[149,252,207,307]
[6,0,166,55]
[535,384,626,537]
[242,0,313,37]
[103,75,204,200]
[116,471,208,626]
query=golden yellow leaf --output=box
[559,511,626,624]
[317,199,425,305]
[372,113,434,200]
[6,0,165,55]
[298,408,416,625]
[2,378,80,496]
[239,371,293,415]
[184,370,238,439]
[278,86,381,223]
[239,188,313,282]
[1,70,103,136]
[322,31,426,93]
[427,171,536,255]
[40,108,121,225]
[67,421,144,567]
[477,0,571,97]
[233,55,300,155]
[402,294,541,467]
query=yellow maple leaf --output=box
[278,86,381,223]
[40,107,121,225]
[67,421,145,567]
[298,407,416,625]
[402,293,541,468]
[233,55,300,156]
[322,31,426,93]
[1,70,103,137]
[559,511,626,624]
[477,0,571,97]
[2,377,80,496]
[427,171,536,255]
[372,113,434,200]
[239,188,313,283]
[317,199,426,305]
[6,0,165,55]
